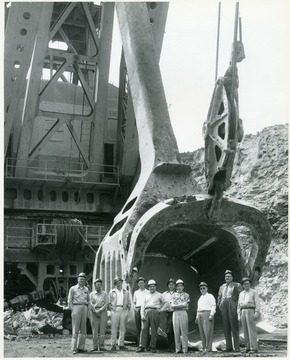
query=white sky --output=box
[108,0,290,152]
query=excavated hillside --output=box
[180,123,288,328]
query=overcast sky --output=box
[109,0,290,152]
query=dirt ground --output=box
[4,335,287,358]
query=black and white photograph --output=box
[3,0,289,357]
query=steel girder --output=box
[5,2,113,180]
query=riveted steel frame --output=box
[8,2,111,179]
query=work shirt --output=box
[141,291,164,317]
[237,288,261,314]
[109,288,131,311]
[197,292,216,316]
[161,290,176,312]
[133,288,149,308]
[116,289,124,306]
[89,290,108,312]
[171,292,190,311]
[68,284,89,309]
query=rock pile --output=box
[181,124,288,327]
[4,306,64,337]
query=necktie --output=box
[223,284,229,301]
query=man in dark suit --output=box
[217,270,242,352]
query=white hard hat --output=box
[176,279,184,286]
[148,279,157,286]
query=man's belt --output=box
[73,303,88,306]
[116,305,123,307]
[145,307,159,310]
[241,306,255,310]
[135,306,141,309]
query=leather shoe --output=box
[111,345,117,351]
[99,347,106,351]
[119,346,128,350]
[151,348,157,353]
[77,349,87,353]
[136,347,144,353]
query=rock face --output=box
[180,124,288,328]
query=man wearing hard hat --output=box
[137,279,164,353]
[67,272,90,355]
[89,278,108,351]
[171,279,190,354]
[161,278,176,352]
[237,277,261,354]
[195,282,216,353]
[217,270,242,352]
[108,276,131,351]
[133,276,149,348]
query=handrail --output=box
[5,157,119,185]
[6,223,108,249]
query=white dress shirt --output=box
[133,288,149,307]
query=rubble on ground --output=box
[4,306,64,338]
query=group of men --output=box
[67,269,261,355]
[67,274,130,354]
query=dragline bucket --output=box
[92,2,271,338]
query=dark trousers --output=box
[140,309,160,349]
[135,307,142,344]
[135,307,150,347]
[165,311,175,349]
[221,299,240,350]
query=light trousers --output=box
[91,310,107,349]
[71,305,88,351]
[241,309,258,351]
[173,310,188,353]
[111,308,128,346]
[197,311,214,351]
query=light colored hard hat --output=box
[148,279,157,286]
[176,279,184,286]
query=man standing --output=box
[137,279,164,353]
[237,277,261,354]
[109,277,131,351]
[133,277,149,347]
[67,272,90,355]
[171,279,190,354]
[195,282,216,353]
[217,270,242,352]
[161,278,176,352]
[89,278,108,351]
